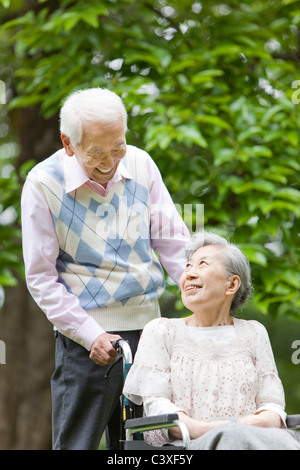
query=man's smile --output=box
[96,167,114,174]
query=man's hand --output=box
[89,333,121,366]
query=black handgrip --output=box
[104,339,124,378]
[112,338,123,351]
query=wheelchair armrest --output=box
[125,413,190,450]
[286,414,300,429]
[124,413,179,430]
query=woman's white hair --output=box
[185,231,253,311]
[59,88,128,146]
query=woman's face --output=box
[180,244,237,314]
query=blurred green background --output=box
[0,0,299,449]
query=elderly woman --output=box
[123,232,300,450]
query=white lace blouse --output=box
[123,316,286,441]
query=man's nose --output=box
[98,154,114,168]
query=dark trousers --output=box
[51,330,142,450]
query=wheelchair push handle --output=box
[112,338,133,365]
[105,338,133,378]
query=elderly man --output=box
[21,88,190,450]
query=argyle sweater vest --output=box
[28,146,164,331]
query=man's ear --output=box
[226,275,241,296]
[61,134,74,156]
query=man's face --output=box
[62,119,127,186]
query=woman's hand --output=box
[237,410,283,428]
[168,411,230,440]
[169,410,283,442]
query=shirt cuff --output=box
[72,316,106,350]
[255,404,287,428]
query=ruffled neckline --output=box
[171,317,253,360]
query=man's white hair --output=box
[59,88,128,146]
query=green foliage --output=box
[0,156,22,288]
[1,0,300,320]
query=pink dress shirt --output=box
[21,148,190,350]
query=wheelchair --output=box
[106,338,300,451]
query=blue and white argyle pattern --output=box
[29,147,165,310]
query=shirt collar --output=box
[63,149,132,194]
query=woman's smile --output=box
[185,284,203,292]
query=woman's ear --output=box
[226,275,241,296]
[61,134,74,156]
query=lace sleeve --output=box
[249,320,286,422]
[123,317,175,405]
